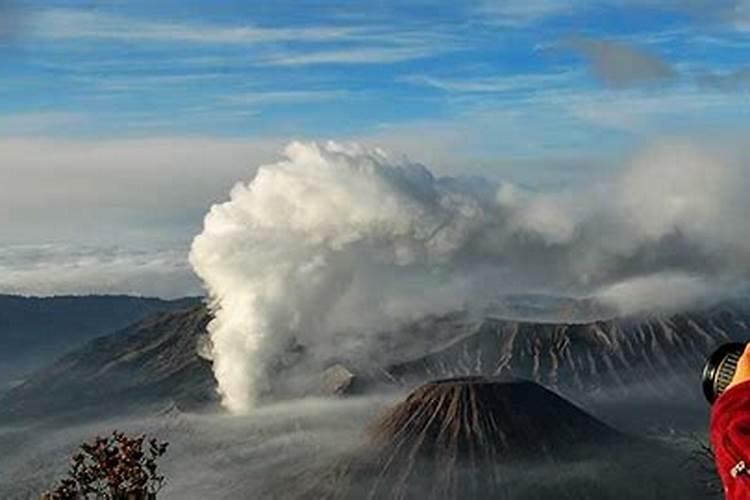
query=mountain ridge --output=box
[4,300,749,427]
[0,294,202,390]
[0,304,214,423]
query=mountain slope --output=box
[0,305,215,422]
[387,308,750,401]
[0,294,201,389]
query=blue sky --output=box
[2,0,748,148]
[1,0,749,296]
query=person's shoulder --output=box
[714,380,750,419]
[712,380,750,500]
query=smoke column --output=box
[190,142,502,412]
[191,140,750,413]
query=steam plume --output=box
[191,140,750,412]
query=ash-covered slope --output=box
[0,294,201,390]
[371,377,622,461]
[0,305,215,422]
[386,307,750,405]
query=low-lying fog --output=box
[0,390,716,500]
[0,396,393,499]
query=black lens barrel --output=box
[702,342,746,404]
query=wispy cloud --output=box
[32,56,253,74]
[689,33,750,49]
[697,67,750,91]
[563,88,742,132]
[26,8,459,67]
[357,80,749,171]
[475,0,750,31]
[402,72,578,93]
[652,0,750,31]
[474,0,582,26]
[639,1,750,27]
[65,73,229,93]
[263,46,445,66]
[224,90,350,105]
[0,244,200,298]
[32,9,359,44]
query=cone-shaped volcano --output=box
[315,377,631,499]
[371,376,621,463]
[283,377,699,500]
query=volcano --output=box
[290,376,699,500]
[370,376,621,462]
[364,377,624,497]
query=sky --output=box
[1,0,749,297]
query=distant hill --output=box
[0,305,215,422]
[0,294,202,390]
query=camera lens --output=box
[702,342,746,404]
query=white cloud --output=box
[0,112,87,135]
[565,89,742,132]
[1,133,749,309]
[0,137,284,245]
[0,244,200,298]
[594,273,719,316]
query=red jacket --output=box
[712,380,750,500]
